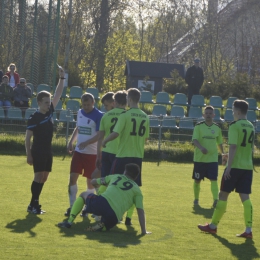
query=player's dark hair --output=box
[114,90,127,106]
[101,92,114,104]
[233,100,248,114]
[125,163,140,180]
[37,91,51,102]
[81,93,94,102]
[127,88,140,103]
[204,105,214,111]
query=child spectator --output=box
[6,63,20,88]
[0,75,13,110]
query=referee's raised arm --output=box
[52,67,65,108]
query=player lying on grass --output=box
[58,163,151,234]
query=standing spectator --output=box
[13,78,32,111]
[6,63,20,88]
[0,75,13,111]
[0,69,3,83]
[185,58,204,105]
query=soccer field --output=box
[0,156,259,260]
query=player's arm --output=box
[96,130,105,169]
[224,144,237,179]
[91,176,109,188]
[25,130,33,165]
[67,126,78,153]
[52,68,65,108]
[78,131,101,150]
[193,139,208,154]
[102,132,119,148]
[137,208,151,235]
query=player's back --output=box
[113,108,149,158]
[228,119,254,170]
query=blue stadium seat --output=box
[170,105,185,118]
[69,86,83,99]
[59,109,74,123]
[224,109,233,122]
[66,100,80,113]
[226,97,238,109]
[255,121,260,133]
[25,108,37,120]
[37,84,51,94]
[7,107,23,120]
[139,91,155,104]
[156,92,172,105]
[209,96,224,109]
[188,107,203,120]
[213,108,224,123]
[31,97,38,108]
[247,110,257,123]
[190,95,206,107]
[161,117,178,129]
[245,98,259,111]
[0,107,5,119]
[152,105,167,116]
[179,118,194,130]
[172,93,188,107]
[149,117,160,128]
[55,99,63,111]
[86,88,100,100]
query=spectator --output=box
[0,75,13,112]
[0,69,3,83]
[6,63,20,88]
[185,58,204,105]
[13,78,32,111]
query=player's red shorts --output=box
[70,151,96,179]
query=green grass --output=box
[1,156,260,259]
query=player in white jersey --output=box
[64,93,103,216]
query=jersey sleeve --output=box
[27,114,38,131]
[192,125,200,140]
[133,193,144,209]
[216,127,223,145]
[228,124,238,145]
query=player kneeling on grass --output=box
[58,163,151,234]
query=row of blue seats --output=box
[140,92,259,111]
[152,105,258,123]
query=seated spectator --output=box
[6,63,20,88]
[13,78,32,110]
[0,75,13,110]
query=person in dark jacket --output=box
[13,78,32,110]
[185,58,204,105]
[0,75,13,109]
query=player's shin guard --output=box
[68,197,85,223]
[211,181,219,201]
[97,185,107,195]
[69,184,78,208]
[243,199,253,228]
[126,204,135,219]
[211,200,227,226]
[193,182,200,200]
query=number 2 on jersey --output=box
[110,117,118,133]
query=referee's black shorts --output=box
[32,151,53,173]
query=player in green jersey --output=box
[57,163,151,235]
[192,106,224,208]
[102,88,149,225]
[198,100,254,238]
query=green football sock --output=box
[68,197,85,223]
[126,204,135,219]
[211,181,219,201]
[211,200,227,226]
[193,182,200,200]
[97,185,107,195]
[243,199,253,228]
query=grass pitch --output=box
[0,156,260,260]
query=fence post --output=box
[157,115,163,166]
[65,109,70,146]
